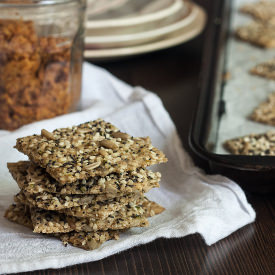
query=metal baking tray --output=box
[189,0,275,194]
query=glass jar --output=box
[0,0,86,130]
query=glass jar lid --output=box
[0,0,78,7]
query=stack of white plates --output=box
[85,0,206,61]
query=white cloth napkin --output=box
[0,63,255,274]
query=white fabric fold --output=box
[0,62,255,274]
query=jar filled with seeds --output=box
[0,0,86,130]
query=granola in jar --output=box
[0,0,85,130]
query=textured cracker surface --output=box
[15,119,167,184]
[224,131,275,155]
[15,190,145,219]
[59,231,120,250]
[15,189,136,211]
[5,203,120,250]
[250,92,275,126]
[250,59,275,80]
[60,196,145,219]
[235,21,275,48]
[29,198,164,234]
[8,161,160,195]
[30,205,148,233]
[59,197,164,219]
[4,203,33,229]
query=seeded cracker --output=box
[250,59,275,80]
[235,21,275,48]
[8,161,160,195]
[15,119,167,184]
[30,205,149,233]
[16,190,146,219]
[4,203,33,229]
[60,196,146,219]
[250,92,275,126]
[5,202,120,250]
[224,131,275,156]
[15,189,135,211]
[58,231,120,250]
[29,197,163,234]
[240,2,275,25]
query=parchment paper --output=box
[216,0,275,154]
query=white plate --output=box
[85,0,185,40]
[85,2,195,48]
[87,0,129,16]
[84,3,206,61]
[86,0,183,28]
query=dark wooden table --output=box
[17,1,274,274]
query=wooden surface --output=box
[16,1,274,274]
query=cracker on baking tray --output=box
[15,119,167,184]
[240,2,275,25]
[235,21,275,48]
[250,92,275,126]
[8,161,160,195]
[224,131,275,156]
[250,59,275,80]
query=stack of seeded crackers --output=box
[4,119,167,250]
